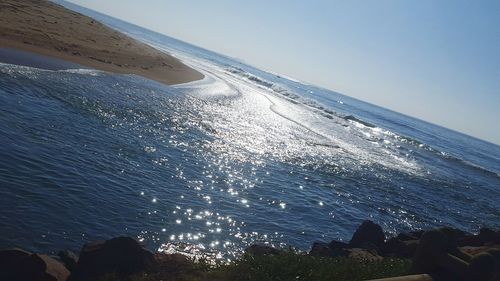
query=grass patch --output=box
[200,252,411,281]
[103,252,411,281]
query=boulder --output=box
[408,230,425,239]
[486,249,500,279]
[349,220,385,249]
[458,234,484,247]
[0,248,44,281]
[245,244,281,256]
[70,237,154,281]
[460,246,491,256]
[309,242,331,257]
[465,252,496,281]
[437,227,473,261]
[455,228,500,247]
[396,232,419,241]
[411,230,448,274]
[309,241,348,257]
[347,248,383,261]
[0,248,32,264]
[0,248,69,281]
[380,238,418,258]
[153,253,194,276]
[479,228,500,245]
[36,254,71,281]
[328,240,349,249]
[457,229,500,247]
[439,227,468,249]
[58,250,78,272]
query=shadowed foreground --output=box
[1,221,499,281]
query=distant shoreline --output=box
[0,0,203,85]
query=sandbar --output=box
[0,0,203,85]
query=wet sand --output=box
[0,47,85,70]
[0,0,203,85]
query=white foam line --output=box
[173,68,213,88]
[126,34,423,175]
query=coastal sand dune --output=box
[0,0,203,85]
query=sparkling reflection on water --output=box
[0,60,499,261]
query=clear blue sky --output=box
[67,0,500,145]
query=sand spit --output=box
[0,0,203,85]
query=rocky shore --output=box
[1,221,499,281]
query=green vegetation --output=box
[201,252,411,281]
[100,252,411,281]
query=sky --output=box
[66,0,500,145]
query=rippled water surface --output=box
[1,3,499,259]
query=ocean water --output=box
[0,2,499,259]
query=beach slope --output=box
[0,0,203,85]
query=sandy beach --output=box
[0,0,203,85]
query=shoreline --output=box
[0,0,203,85]
[0,47,87,71]
[1,221,498,281]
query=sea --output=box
[0,1,498,259]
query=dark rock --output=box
[465,252,496,281]
[411,230,448,274]
[309,241,348,257]
[460,245,499,258]
[245,244,281,256]
[486,248,500,262]
[36,254,70,281]
[457,228,500,247]
[453,227,500,248]
[153,253,194,276]
[347,248,383,261]
[396,232,418,241]
[479,228,500,244]
[349,220,385,248]
[436,227,474,262]
[486,249,500,279]
[458,234,484,247]
[0,248,44,281]
[439,227,469,250]
[402,240,419,256]
[380,238,418,257]
[71,237,154,281]
[356,242,379,251]
[309,242,331,257]
[408,230,425,239]
[328,240,349,249]
[58,250,78,272]
[0,248,32,269]
[0,249,69,281]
